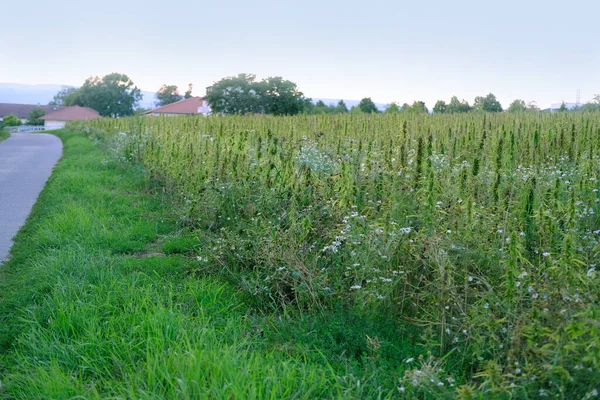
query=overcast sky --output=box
[1,0,598,109]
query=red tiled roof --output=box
[145,97,204,115]
[40,106,101,121]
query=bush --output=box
[27,108,46,126]
[2,114,21,126]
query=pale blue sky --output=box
[1,0,598,108]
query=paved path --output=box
[0,133,62,263]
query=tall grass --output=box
[73,112,600,397]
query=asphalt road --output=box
[0,132,62,263]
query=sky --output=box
[1,0,599,109]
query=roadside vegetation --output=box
[0,130,420,398]
[71,112,600,398]
[0,128,9,142]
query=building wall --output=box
[44,120,66,130]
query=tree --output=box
[358,97,379,113]
[27,108,45,125]
[527,101,540,112]
[49,87,81,106]
[406,101,428,114]
[206,74,307,116]
[335,100,349,114]
[184,83,193,99]
[433,100,447,114]
[156,84,183,106]
[51,73,142,117]
[385,102,401,113]
[446,96,471,113]
[473,93,503,112]
[558,102,568,112]
[507,99,527,113]
[313,100,332,115]
[2,114,21,126]
[261,76,307,116]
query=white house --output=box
[40,106,101,130]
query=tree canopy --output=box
[205,73,307,116]
[446,97,472,113]
[385,102,401,114]
[27,108,45,125]
[184,83,193,99]
[49,87,81,106]
[49,73,142,117]
[358,97,379,113]
[433,100,447,114]
[156,84,183,107]
[507,99,527,113]
[473,93,503,112]
[2,114,21,126]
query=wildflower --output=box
[399,227,412,235]
[405,358,415,363]
[519,232,526,237]
[542,252,550,257]
[446,229,452,234]
[468,276,473,282]
[398,386,406,393]
[458,199,463,204]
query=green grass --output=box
[0,129,9,142]
[0,130,417,398]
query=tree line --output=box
[44,71,600,118]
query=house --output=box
[0,103,65,124]
[39,106,101,130]
[144,97,211,117]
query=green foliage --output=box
[433,100,447,114]
[184,83,193,99]
[2,113,21,126]
[559,101,568,112]
[310,100,350,115]
[26,107,46,125]
[50,73,142,117]
[507,99,527,113]
[0,131,397,398]
[0,128,9,142]
[74,112,600,398]
[206,73,307,116]
[335,100,349,113]
[446,96,472,113]
[385,102,401,114]
[155,84,183,106]
[358,97,379,113]
[49,87,80,106]
[473,93,503,112]
[402,100,428,114]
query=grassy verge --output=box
[0,130,417,398]
[0,129,9,142]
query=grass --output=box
[0,129,9,142]
[71,112,600,397]
[0,130,418,398]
